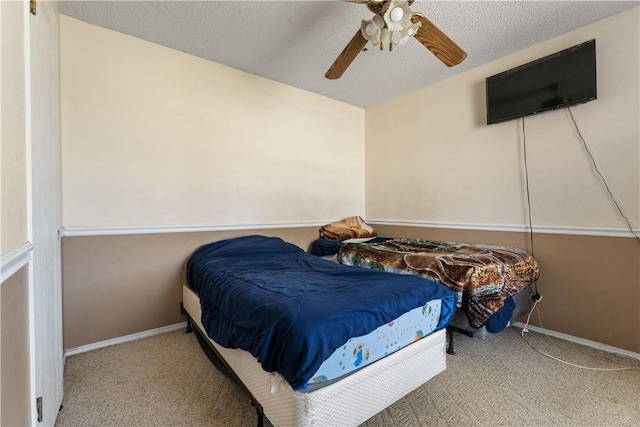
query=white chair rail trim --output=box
[0,242,35,284]
[60,221,326,237]
[369,219,639,239]
[59,220,638,238]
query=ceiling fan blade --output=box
[412,13,467,67]
[325,30,368,80]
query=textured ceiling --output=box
[59,1,639,108]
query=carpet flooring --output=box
[55,327,640,426]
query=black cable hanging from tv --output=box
[521,117,539,296]
[568,108,640,244]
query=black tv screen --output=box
[486,39,597,125]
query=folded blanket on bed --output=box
[319,216,377,242]
[338,239,539,329]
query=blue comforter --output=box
[186,235,456,390]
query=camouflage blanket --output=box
[338,239,539,328]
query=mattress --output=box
[309,298,442,386]
[338,238,539,328]
[183,284,448,427]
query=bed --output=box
[182,235,457,426]
[337,238,539,330]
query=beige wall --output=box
[366,8,639,230]
[59,16,366,349]
[60,16,365,229]
[1,267,31,427]
[365,9,640,353]
[1,0,29,255]
[62,228,320,349]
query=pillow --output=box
[486,297,515,333]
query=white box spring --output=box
[183,284,446,427]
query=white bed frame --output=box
[182,284,447,427]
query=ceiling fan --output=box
[325,0,467,79]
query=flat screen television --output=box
[486,39,597,125]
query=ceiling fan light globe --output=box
[397,34,411,46]
[360,19,373,40]
[366,22,378,37]
[384,1,412,32]
[372,14,385,29]
[390,7,404,22]
[361,19,382,44]
[391,30,402,44]
[370,32,381,46]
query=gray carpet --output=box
[56,327,640,426]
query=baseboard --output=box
[61,321,640,361]
[511,322,640,361]
[64,322,188,357]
